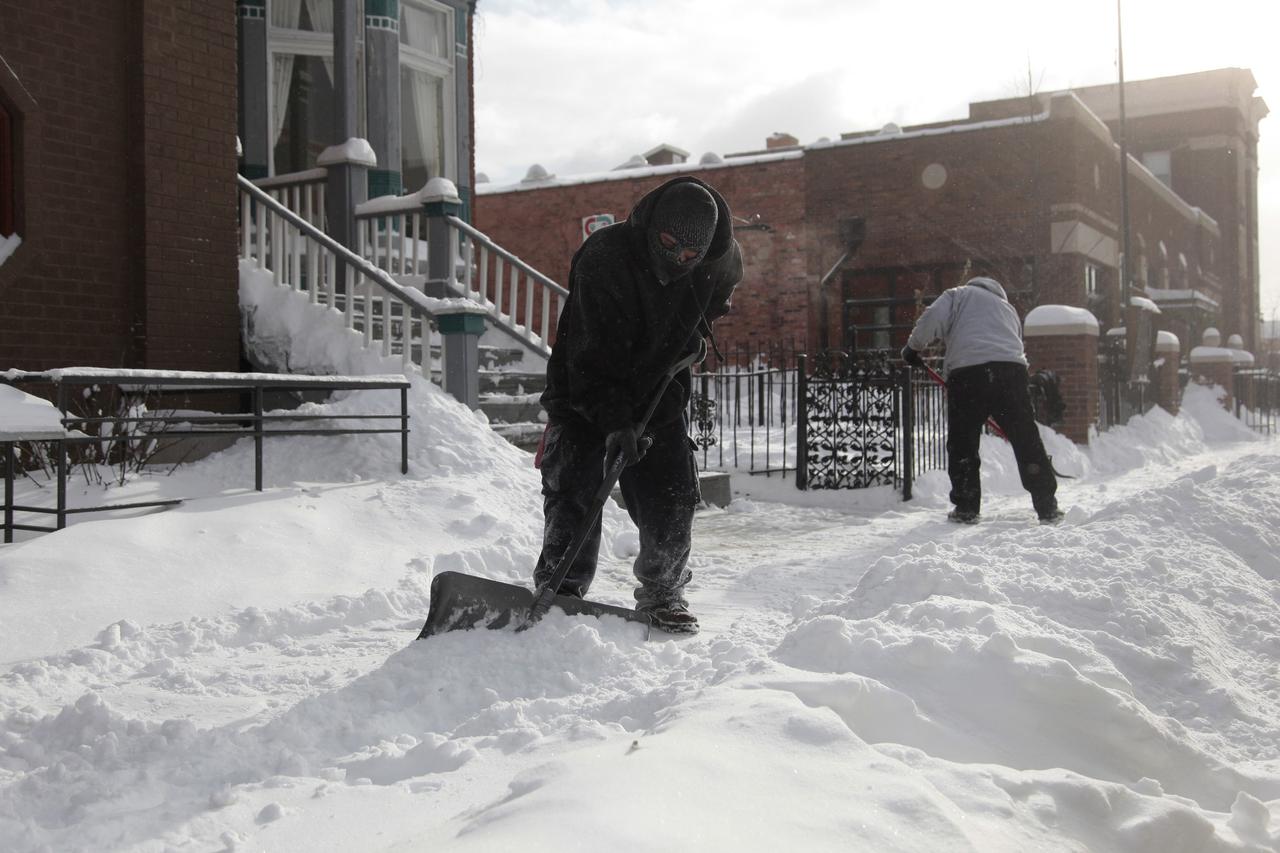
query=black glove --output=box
[605,426,651,468]
[900,345,924,368]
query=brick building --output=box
[1,1,240,371]
[474,69,1265,365]
[1,0,477,374]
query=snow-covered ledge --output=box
[0,383,67,441]
[1023,305,1099,337]
[0,233,21,269]
[317,137,377,168]
[356,176,460,217]
[1129,295,1162,314]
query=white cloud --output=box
[474,0,1279,312]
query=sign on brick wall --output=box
[581,213,614,242]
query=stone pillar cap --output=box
[420,177,461,204]
[1201,327,1221,346]
[1155,330,1181,352]
[1023,305,1100,337]
[1189,345,1236,364]
[317,137,377,167]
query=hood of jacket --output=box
[626,176,736,281]
[966,276,1008,300]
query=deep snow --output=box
[2,301,1278,851]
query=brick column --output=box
[1189,346,1236,410]
[1154,330,1181,415]
[1023,306,1100,445]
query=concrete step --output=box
[479,370,546,396]
[491,421,545,452]
[479,396,544,424]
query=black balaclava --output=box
[646,182,718,284]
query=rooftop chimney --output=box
[766,132,799,150]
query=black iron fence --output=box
[687,343,961,495]
[1234,368,1280,435]
[688,340,800,477]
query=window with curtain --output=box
[269,0,364,176]
[399,1,452,192]
[400,66,443,193]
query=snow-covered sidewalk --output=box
[1,375,1278,852]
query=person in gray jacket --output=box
[901,276,1062,524]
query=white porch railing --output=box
[237,174,452,378]
[448,216,569,358]
[353,188,568,359]
[254,168,327,232]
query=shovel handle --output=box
[525,344,705,630]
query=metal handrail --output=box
[446,216,568,297]
[444,215,568,357]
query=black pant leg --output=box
[533,422,606,597]
[618,418,700,608]
[946,366,993,514]
[988,363,1058,513]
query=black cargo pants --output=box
[946,361,1057,516]
[533,417,700,608]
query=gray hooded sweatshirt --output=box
[906,277,1027,374]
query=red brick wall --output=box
[1156,350,1181,415]
[473,156,808,349]
[0,2,239,372]
[139,0,240,369]
[1024,333,1099,444]
[474,97,1226,368]
[1191,360,1235,409]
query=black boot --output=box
[639,601,699,635]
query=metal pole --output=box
[254,386,264,491]
[3,441,13,543]
[901,365,914,501]
[401,386,409,474]
[1117,0,1132,308]
[796,354,808,490]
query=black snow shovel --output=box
[417,347,704,640]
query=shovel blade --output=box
[418,571,650,639]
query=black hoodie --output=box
[540,176,743,435]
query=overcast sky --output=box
[472,0,1279,319]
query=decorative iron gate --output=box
[796,351,914,494]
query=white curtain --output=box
[270,0,303,149]
[303,0,335,83]
[406,68,442,184]
[401,4,445,57]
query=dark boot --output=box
[639,600,700,635]
[947,509,980,524]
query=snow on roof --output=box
[477,149,803,195]
[1023,305,1099,337]
[0,383,68,439]
[642,143,689,159]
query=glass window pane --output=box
[401,3,447,57]
[273,54,336,175]
[400,65,444,193]
[272,0,334,32]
